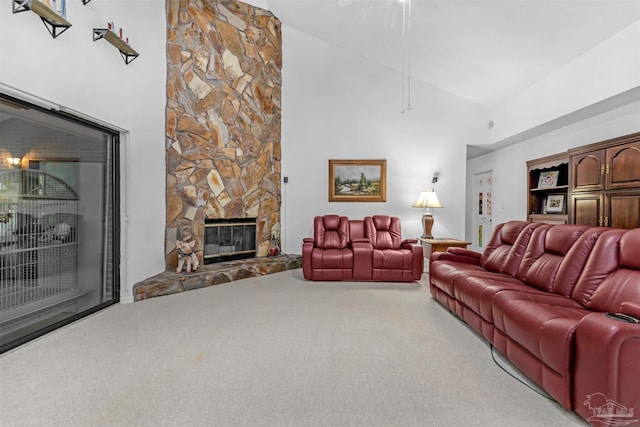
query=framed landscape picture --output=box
[329,159,386,202]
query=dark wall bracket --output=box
[93,28,139,65]
[13,0,72,39]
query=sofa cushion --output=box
[311,247,353,268]
[549,227,609,297]
[480,221,543,276]
[314,215,349,249]
[499,297,589,409]
[365,215,402,250]
[453,273,527,322]
[430,261,487,298]
[500,298,587,375]
[620,227,640,269]
[372,248,413,269]
[515,225,590,293]
[571,229,627,307]
[307,247,354,280]
[493,290,585,335]
[430,222,538,309]
[372,248,418,281]
[349,219,365,241]
[587,228,640,313]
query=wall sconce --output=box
[7,157,21,167]
[412,177,443,238]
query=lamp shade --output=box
[412,190,443,209]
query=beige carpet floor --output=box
[0,269,587,426]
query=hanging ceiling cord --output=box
[406,0,412,111]
[401,0,406,113]
[401,0,412,113]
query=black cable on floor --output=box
[490,344,555,402]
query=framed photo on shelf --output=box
[538,170,559,188]
[329,159,386,202]
[544,194,565,213]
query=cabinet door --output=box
[571,150,605,192]
[607,192,640,229]
[571,193,604,227]
[606,142,640,190]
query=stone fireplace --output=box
[165,0,282,270]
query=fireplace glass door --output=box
[204,218,257,263]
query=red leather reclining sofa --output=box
[302,215,423,282]
[429,221,640,423]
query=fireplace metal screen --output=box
[203,218,256,264]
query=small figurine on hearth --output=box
[176,239,199,273]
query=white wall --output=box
[466,99,640,243]
[280,26,490,253]
[489,20,640,144]
[0,0,166,302]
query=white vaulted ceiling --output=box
[265,0,640,107]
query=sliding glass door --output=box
[0,94,119,352]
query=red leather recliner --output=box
[364,215,423,282]
[302,215,353,281]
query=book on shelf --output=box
[42,0,67,19]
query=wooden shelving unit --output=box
[13,0,71,39]
[527,153,569,224]
[93,28,139,65]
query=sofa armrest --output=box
[621,302,640,320]
[573,312,640,420]
[447,247,481,259]
[351,238,370,244]
[400,241,424,280]
[430,251,482,266]
[351,239,372,280]
[302,239,315,279]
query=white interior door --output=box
[473,171,493,251]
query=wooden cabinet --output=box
[606,141,640,190]
[571,192,640,229]
[571,149,605,192]
[570,193,603,227]
[608,192,640,229]
[527,153,569,224]
[569,132,640,228]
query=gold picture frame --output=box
[329,159,386,202]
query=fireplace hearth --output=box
[204,218,256,264]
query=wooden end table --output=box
[418,237,471,257]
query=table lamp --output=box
[413,178,443,238]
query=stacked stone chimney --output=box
[165,0,282,269]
